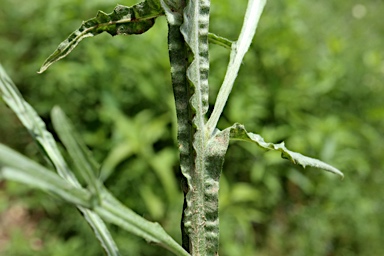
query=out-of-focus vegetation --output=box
[0,0,383,255]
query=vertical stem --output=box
[165,0,221,254]
[180,0,214,254]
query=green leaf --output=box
[51,106,102,202]
[80,210,120,256]
[226,123,344,178]
[208,32,233,49]
[50,107,122,255]
[0,64,79,184]
[38,0,164,73]
[1,64,187,255]
[0,144,92,207]
[95,190,190,256]
[0,64,120,255]
[206,0,266,134]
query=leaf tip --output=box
[37,67,46,74]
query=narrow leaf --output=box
[80,210,120,256]
[0,64,79,185]
[206,0,266,134]
[50,107,121,255]
[0,64,120,256]
[96,190,190,256]
[208,32,233,49]
[227,123,344,178]
[0,144,91,207]
[51,106,102,202]
[38,0,164,73]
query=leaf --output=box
[206,0,266,134]
[208,32,233,49]
[80,210,121,256]
[51,106,102,202]
[0,64,79,184]
[0,64,188,255]
[226,123,344,178]
[0,144,92,207]
[38,0,164,73]
[0,64,120,256]
[95,190,191,256]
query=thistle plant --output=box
[0,0,343,255]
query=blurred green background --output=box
[1,0,383,255]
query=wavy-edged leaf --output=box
[226,123,344,178]
[38,0,164,73]
[207,0,266,134]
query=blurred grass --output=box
[1,0,384,255]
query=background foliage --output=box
[1,0,383,255]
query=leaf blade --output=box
[0,64,120,256]
[206,0,266,133]
[51,106,102,201]
[228,123,344,178]
[38,0,164,73]
[0,144,92,207]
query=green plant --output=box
[0,0,343,255]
